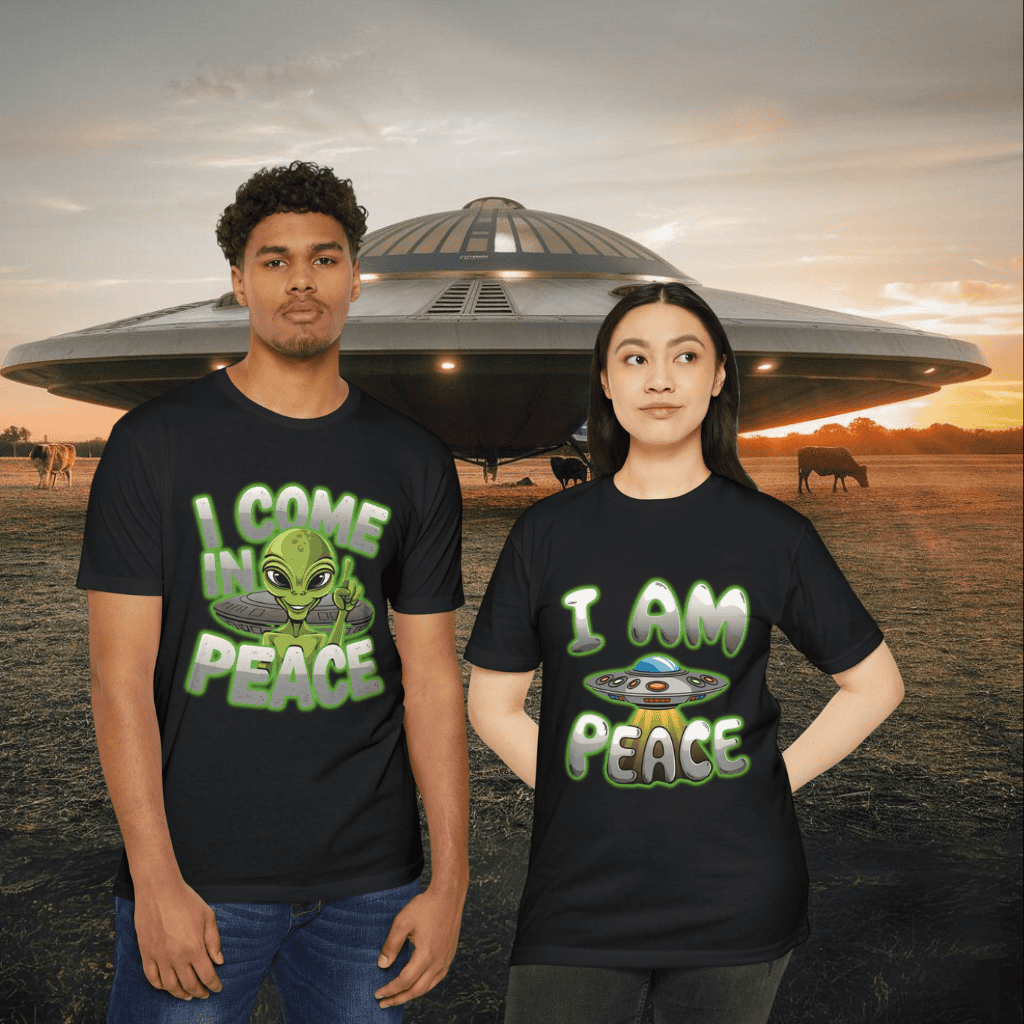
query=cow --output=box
[550,456,588,489]
[30,443,77,489]
[797,446,868,493]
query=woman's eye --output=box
[625,354,645,365]
[265,569,289,588]
[308,571,333,589]
[676,351,696,363]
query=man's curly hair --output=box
[215,161,368,267]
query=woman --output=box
[465,283,904,1024]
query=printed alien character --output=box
[259,527,363,668]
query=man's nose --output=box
[287,265,315,291]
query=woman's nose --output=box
[645,361,674,390]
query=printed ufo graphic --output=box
[584,655,730,708]
[212,592,374,638]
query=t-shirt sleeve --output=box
[388,457,464,614]
[464,527,541,672]
[776,522,884,675]
[76,423,164,596]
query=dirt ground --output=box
[0,454,1020,1023]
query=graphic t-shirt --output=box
[78,370,463,902]
[464,473,882,968]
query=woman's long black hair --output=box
[588,282,757,490]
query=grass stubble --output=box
[0,455,1019,1023]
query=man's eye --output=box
[265,570,289,588]
[313,257,337,265]
[265,259,285,268]
[308,571,333,589]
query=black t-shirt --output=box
[464,473,882,968]
[78,370,463,902]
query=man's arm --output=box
[374,610,469,1010]
[783,640,904,792]
[467,665,539,788]
[89,591,223,1001]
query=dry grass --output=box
[1,455,1020,1022]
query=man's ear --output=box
[350,260,361,302]
[230,264,246,307]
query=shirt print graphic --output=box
[563,577,752,788]
[183,482,391,712]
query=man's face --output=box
[231,211,361,360]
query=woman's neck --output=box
[612,438,711,499]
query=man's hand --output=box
[374,885,466,1008]
[133,878,224,1000]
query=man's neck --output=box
[226,344,349,419]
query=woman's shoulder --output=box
[508,478,602,541]
[715,475,812,536]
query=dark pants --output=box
[505,951,791,1024]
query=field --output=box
[0,455,1020,1023]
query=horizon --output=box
[2,0,1020,441]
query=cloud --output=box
[167,54,358,107]
[864,279,1023,336]
[35,196,89,213]
[635,221,686,249]
[0,276,223,296]
[666,100,789,147]
[882,280,1022,306]
[0,192,90,214]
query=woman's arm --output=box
[782,640,904,792]
[467,665,539,789]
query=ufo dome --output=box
[633,655,682,673]
[358,197,694,282]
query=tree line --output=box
[0,426,107,459]
[738,418,1023,457]
[3,419,1022,461]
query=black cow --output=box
[550,456,588,489]
[798,446,868,493]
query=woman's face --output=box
[600,301,726,456]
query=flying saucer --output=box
[211,592,373,638]
[1,197,990,463]
[584,654,729,708]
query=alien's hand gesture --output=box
[332,556,363,616]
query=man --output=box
[79,161,469,1021]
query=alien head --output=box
[260,528,336,623]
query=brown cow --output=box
[30,443,77,489]
[798,446,868,493]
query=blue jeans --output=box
[108,879,419,1023]
[504,951,792,1024]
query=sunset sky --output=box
[1,0,1020,441]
